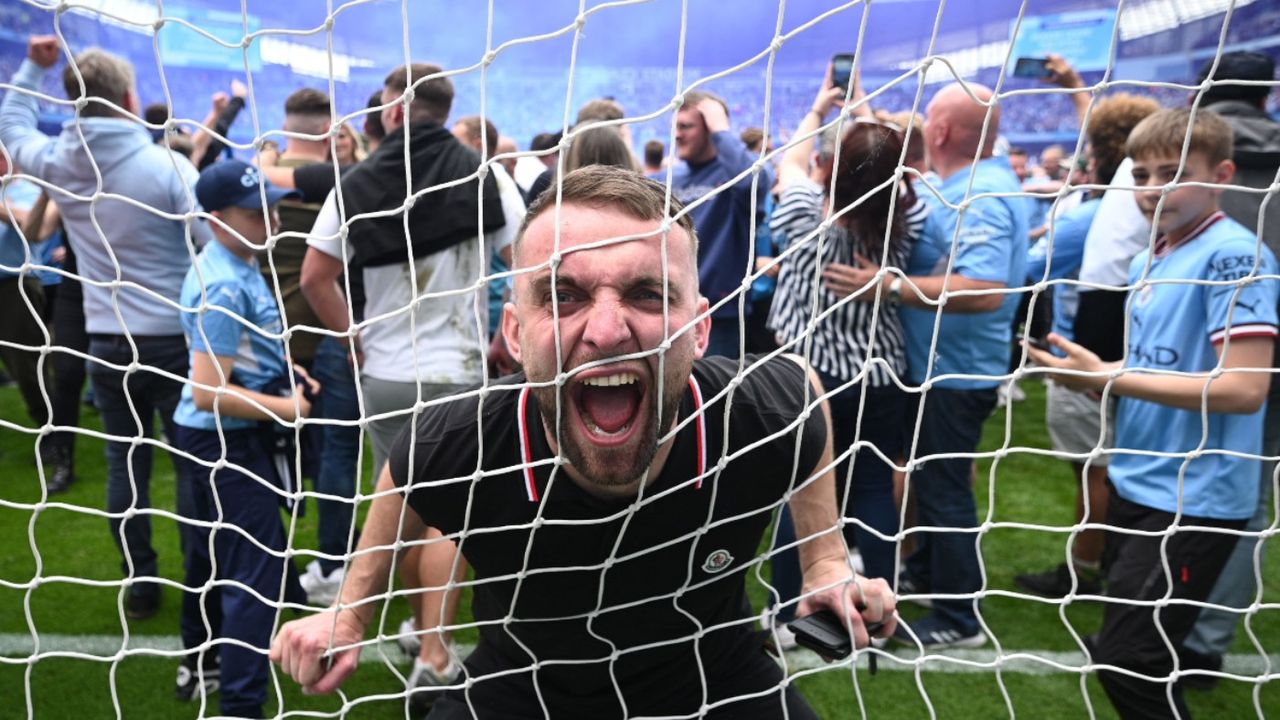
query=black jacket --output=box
[339,122,506,268]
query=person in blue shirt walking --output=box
[668,92,767,357]
[1014,93,1160,600]
[1030,107,1279,720]
[173,160,319,718]
[829,81,1029,649]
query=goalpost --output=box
[0,0,1277,718]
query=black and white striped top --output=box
[766,180,928,387]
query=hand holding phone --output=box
[830,53,855,91]
[1017,333,1053,353]
[788,610,886,661]
[1012,57,1052,79]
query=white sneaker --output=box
[299,560,345,607]
[407,655,462,713]
[758,608,798,652]
[397,616,421,658]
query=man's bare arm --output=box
[271,466,427,694]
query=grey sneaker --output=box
[407,655,462,714]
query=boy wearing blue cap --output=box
[173,159,320,717]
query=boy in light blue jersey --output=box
[173,160,320,717]
[1030,107,1278,720]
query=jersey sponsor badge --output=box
[702,549,733,574]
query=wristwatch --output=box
[887,276,903,303]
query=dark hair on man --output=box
[455,115,500,158]
[1197,51,1276,108]
[643,139,665,168]
[364,90,386,141]
[576,98,625,124]
[740,127,764,153]
[63,48,134,119]
[679,90,729,118]
[284,88,332,134]
[284,88,331,117]
[831,121,915,258]
[1127,107,1234,166]
[1007,146,1028,158]
[143,103,171,127]
[517,166,697,264]
[383,63,453,124]
[531,132,562,153]
[1085,93,1160,186]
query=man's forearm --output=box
[0,60,53,176]
[337,469,426,627]
[786,363,847,574]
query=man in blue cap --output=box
[172,159,320,717]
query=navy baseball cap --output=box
[195,159,299,212]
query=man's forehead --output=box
[521,206,690,262]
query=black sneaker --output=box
[1014,563,1102,598]
[45,446,75,494]
[125,583,160,620]
[175,654,221,701]
[1178,647,1223,692]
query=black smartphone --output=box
[788,610,886,660]
[1012,57,1052,79]
[831,53,855,91]
[1017,333,1053,352]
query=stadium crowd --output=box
[1,25,1278,720]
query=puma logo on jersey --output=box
[702,549,733,574]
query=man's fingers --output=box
[303,648,358,695]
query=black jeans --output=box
[47,275,88,453]
[0,276,49,427]
[87,333,196,579]
[1094,489,1244,719]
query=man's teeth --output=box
[581,373,639,387]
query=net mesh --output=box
[0,0,1277,717]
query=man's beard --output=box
[530,361,688,489]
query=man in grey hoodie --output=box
[1180,50,1280,689]
[0,36,213,620]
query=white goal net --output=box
[0,0,1277,718]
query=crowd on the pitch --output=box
[1,29,1277,720]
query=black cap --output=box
[1196,51,1276,106]
[195,159,299,213]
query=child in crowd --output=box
[1029,107,1278,719]
[173,159,319,718]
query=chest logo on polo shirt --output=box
[1134,284,1155,308]
[702,549,734,574]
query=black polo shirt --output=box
[389,354,826,717]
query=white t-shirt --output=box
[308,172,519,384]
[1078,158,1151,287]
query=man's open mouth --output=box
[571,370,646,441]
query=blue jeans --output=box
[176,426,288,719]
[820,373,907,584]
[903,387,996,634]
[87,334,196,579]
[309,338,362,574]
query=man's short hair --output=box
[817,123,842,163]
[643,139,665,168]
[1126,107,1234,166]
[1007,146,1028,158]
[364,90,386,141]
[383,63,453,125]
[62,48,134,119]
[283,88,332,135]
[516,166,697,267]
[576,98,625,124]
[455,115,500,158]
[143,103,171,127]
[531,132,562,153]
[1197,51,1276,107]
[740,127,764,153]
[1085,93,1160,186]
[679,90,729,119]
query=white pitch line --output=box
[1,634,1277,677]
